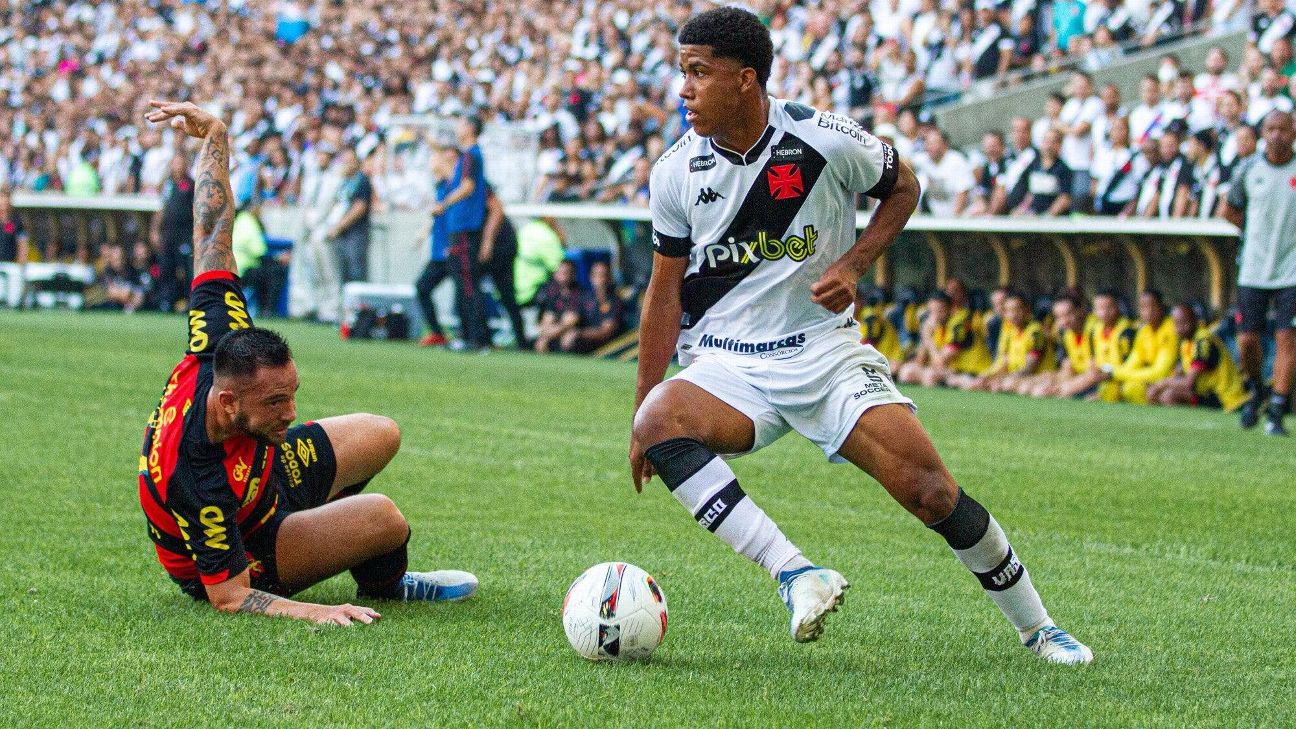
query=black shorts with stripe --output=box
[175,421,347,600]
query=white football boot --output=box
[778,566,850,643]
[1024,625,1094,665]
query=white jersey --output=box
[649,97,898,365]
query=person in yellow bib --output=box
[855,288,904,368]
[897,291,993,388]
[1027,296,1088,397]
[1059,291,1137,401]
[955,291,1050,392]
[1106,290,1179,404]
[1147,304,1250,411]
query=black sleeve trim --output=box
[864,142,899,200]
[652,229,692,258]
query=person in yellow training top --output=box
[855,288,903,368]
[897,291,992,388]
[954,291,1049,392]
[1146,304,1250,410]
[1026,296,1088,397]
[1105,290,1178,404]
[1058,290,1136,400]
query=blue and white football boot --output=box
[1024,625,1094,665]
[777,566,849,643]
[359,570,478,602]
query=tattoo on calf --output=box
[237,589,281,614]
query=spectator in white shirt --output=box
[1130,73,1168,144]
[914,128,975,217]
[1194,46,1240,110]
[1215,89,1249,168]
[1132,135,1166,217]
[136,129,173,194]
[1090,82,1126,153]
[1163,72,1217,132]
[990,116,1038,215]
[1093,116,1143,215]
[1032,92,1065,149]
[1220,123,1258,197]
[1246,65,1294,125]
[532,90,580,144]
[1150,125,1195,218]
[1058,71,1104,212]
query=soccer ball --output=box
[562,562,668,661]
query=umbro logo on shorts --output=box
[695,187,726,206]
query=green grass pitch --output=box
[2,310,1293,727]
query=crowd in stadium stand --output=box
[0,0,1253,212]
[901,41,1290,219]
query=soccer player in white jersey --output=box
[628,7,1092,665]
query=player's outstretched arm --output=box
[204,568,381,626]
[629,253,689,491]
[145,100,235,277]
[811,161,921,313]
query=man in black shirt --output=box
[569,260,625,353]
[970,2,1013,81]
[480,187,528,348]
[0,189,27,263]
[1014,128,1073,216]
[327,148,373,283]
[153,153,194,312]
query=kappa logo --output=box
[689,154,717,172]
[767,163,804,200]
[695,187,726,206]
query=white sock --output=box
[645,439,810,580]
[952,516,1051,640]
[929,490,1051,640]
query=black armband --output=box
[864,142,899,200]
[652,229,692,258]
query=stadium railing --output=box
[10,194,1241,313]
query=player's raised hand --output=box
[145,100,225,139]
[810,261,859,314]
[315,603,381,626]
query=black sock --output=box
[1244,378,1262,399]
[352,529,410,597]
[1269,392,1291,418]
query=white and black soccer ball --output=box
[562,562,668,661]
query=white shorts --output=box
[673,326,914,463]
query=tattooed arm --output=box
[144,100,236,277]
[204,568,382,626]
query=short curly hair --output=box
[678,7,773,87]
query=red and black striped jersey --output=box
[138,271,279,586]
